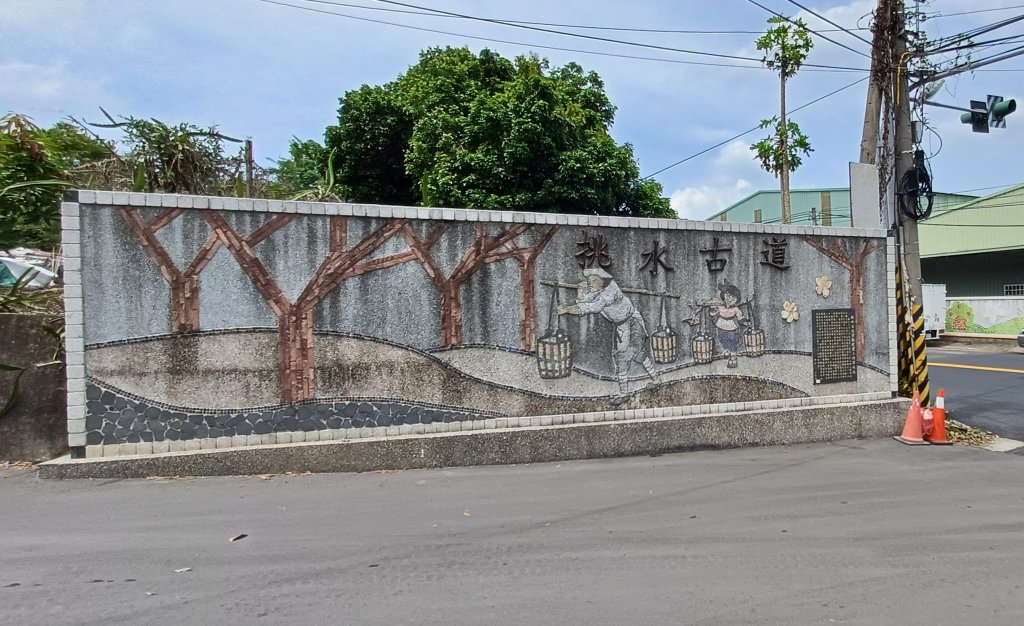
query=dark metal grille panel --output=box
[812,308,857,384]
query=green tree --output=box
[0,115,85,249]
[321,47,673,218]
[325,85,417,204]
[269,138,329,195]
[751,16,814,224]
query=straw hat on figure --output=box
[557,268,662,404]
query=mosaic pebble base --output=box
[84,386,895,458]
[84,382,489,446]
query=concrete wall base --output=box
[39,398,908,479]
[1,313,68,463]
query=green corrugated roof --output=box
[920,184,1024,258]
[709,188,977,227]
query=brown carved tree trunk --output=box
[440,281,464,347]
[119,207,221,334]
[170,276,201,332]
[207,212,430,404]
[411,223,555,349]
[850,263,865,363]
[518,256,537,349]
[278,307,315,403]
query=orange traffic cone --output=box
[895,390,928,445]
[925,388,953,445]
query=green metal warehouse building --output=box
[707,187,977,227]
[708,185,1022,297]
[920,184,1024,297]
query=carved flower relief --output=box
[815,275,832,298]
[781,300,800,323]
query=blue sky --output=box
[4,0,1022,218]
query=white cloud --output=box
[671,179,753,220]
[668,138,778,219]
[0,61,120,116]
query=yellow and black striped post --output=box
[910,302,931,407]
[895,262,930,405]
[895,263,912,383]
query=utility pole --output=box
[244,139,255,198]
[893,0,923,305]
[858,0,886,165]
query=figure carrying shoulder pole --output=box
[555,268,662,404]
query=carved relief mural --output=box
[77,201,892,447]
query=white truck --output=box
[922,283,946,340]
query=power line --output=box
[950,183,1024,194]
[257,0,866,72]
[923,14,1024,52]
[918,223,1024,227]
[925,30,1024,55]
[296,0,870,34]
[366,0,867,69]
[255,0,761,69]
[911,42,1024,88]
[744,0,871,58]
[644,76,868,178]
[926,5,1024,20]
[368,0,768,63]
[784,0,874,46]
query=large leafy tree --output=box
[293,47,672,217]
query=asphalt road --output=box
[928,342,1024,444]
[4,440,1024,625]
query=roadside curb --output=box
[984,437,1024,453]
[38,398,907,479]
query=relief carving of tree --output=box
[798,236,884,362]
[400,223,557,349]
[122,207,555,403]
[206,214,446,403]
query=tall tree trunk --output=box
[278,306,315,404]
[779,71,792,224]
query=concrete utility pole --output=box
[893,0,923,304]
[245,139,255,198]
[858,0,886,165]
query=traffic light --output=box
[960,95,1016,132]
[960,100,989,133]
[989,95,1016,128]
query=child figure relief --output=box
[706,280,749,368]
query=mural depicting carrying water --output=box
[77,202,891,446]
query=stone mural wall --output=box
[61,192,897,455]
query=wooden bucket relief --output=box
[691,333,715,364]
[743,328,765,357]
[650,327,678,364]
[537,329,573,379]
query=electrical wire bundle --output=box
[898,150,934,220]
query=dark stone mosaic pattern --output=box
[84,382,490,446]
